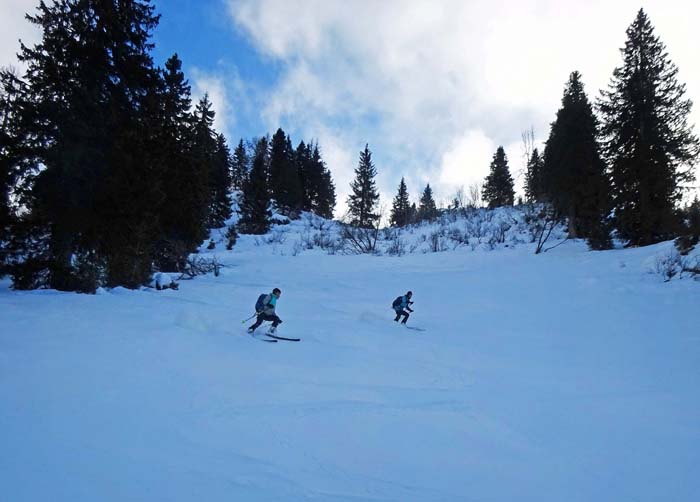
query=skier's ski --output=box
[264,333,301,342]
[248,332,278,342]
[404,326,426,332]
[254,336,278,343]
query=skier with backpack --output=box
[392,291,414,324]
[248,288,283,334]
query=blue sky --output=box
[151,0,277,140]
[2,0,699,215]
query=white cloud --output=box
[438,129,496,188]
[1,0,41,70]
[225,0,700,202]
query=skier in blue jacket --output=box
[248,288,283,333]
[392,291,414,324]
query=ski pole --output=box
[241,312,258,323]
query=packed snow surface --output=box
[2,225,699,501]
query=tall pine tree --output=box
[0,69,26,275]
[598,9,699,245]
[238,137,271,234]
[543,72,611,248]
[418,183,438,221]
[231,139,249,191]
[269,128,302,213]
[390,178,411,227]
[347,144,379,228]
[191,95,217,229]
[153,53,205,271]
[482,147,515,208]
[524,148,545,203]
[309,143,336,219]
[14,0,164,290]
[208,133,233,228]
[295,140,312,210]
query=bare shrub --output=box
[653,252,683,281]
[386,232,407,256]
[527,204,563,254]
[467,182,483,209]
[653,251,700,281]
[340,224,381,254]
[429,230,448,252]
[265,228,287,245]
[178,255,222,280]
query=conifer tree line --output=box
[0,0,336,292]
[237,129,336,235]
[2,4,699,291]
[343,143,440,229]
[495,9,699,250]
[387,178,439,228]
[380,9,699,252]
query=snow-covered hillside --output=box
[1,209,699,502]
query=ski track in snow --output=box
[1,225,700,502]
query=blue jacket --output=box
[393,295,411,311]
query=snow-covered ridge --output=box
[197,200,700,285]
[205,203,568,258]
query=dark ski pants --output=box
[249,313,282,331]
[394,309,409,324]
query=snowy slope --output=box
[1,214,700,501]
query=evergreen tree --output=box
[347,144,379,228]
[524,148,545,203]
[598,9,699,245]
[153,53,204,271]
[686,197,700,238]
[208,133,233,228]
[418,183,439,221]
[409,203,419,225]
[295,140,312,210]
[89,0,164,288]
[238,137,271,234]
[251,135,270,171]
[390,178,411,227]
[310,143,336,219]
[269,128,302,212]
[231,139,249,191]
[298,141,336,218]
[543,72,611,248]
[14,0,163,290]
[191,95,217,228]
[0,68,26,275]
[482,147,515,208]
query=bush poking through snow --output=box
[652,251,700,281]
[386,229,406,256]
[225,225,238,250]
[428,230,448,253]
[675,234,699,256]
[152,272,179,291]
[178,255,222,280]
[340,223,380,254]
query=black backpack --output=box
[392,296,403,309]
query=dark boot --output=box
[248,317,263,333]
